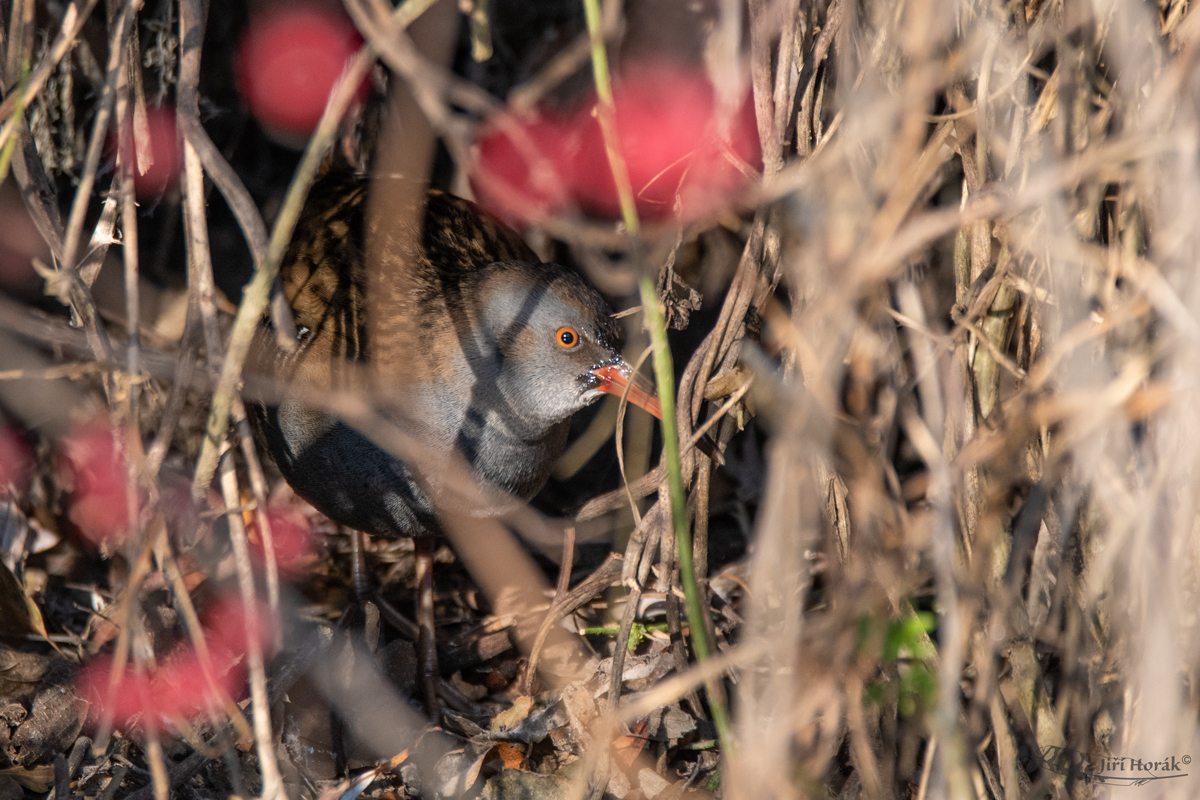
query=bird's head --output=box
[466,262,661,429]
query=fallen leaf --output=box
[0,765,53,792]
[491,694,534,732]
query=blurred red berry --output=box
[128,105,182,196]
[473,114,574,225]
[0,426,32,495]
[237,5,364,143]
[576,63,761,219]
[77,654,216,728]
[62,422,132,547]
[200,595,277,657]
[77,598,275,730]
[473,61,761,225]
[248,506,316,577]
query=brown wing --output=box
[278,174,538,363]
[280,172,369,362]
[420,189,538,283]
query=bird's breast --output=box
[408,377,569,501]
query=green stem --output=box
[582,0,638,236]
[0,63,30,184]
[640,276,734,753]
[582,0,734,755]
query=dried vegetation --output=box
[1,0,1199,799]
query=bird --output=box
[249,168,662,711]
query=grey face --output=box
[474,263,627,426]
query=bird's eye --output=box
[556,327,580,348]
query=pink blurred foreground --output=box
[474,62,760,225]
[77,597,275,731]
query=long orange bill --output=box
[591,362,661,418]
[591,362,724,464]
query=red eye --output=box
[556,327,579,348]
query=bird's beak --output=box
[591,362,662,419]
[591,361,725,465]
